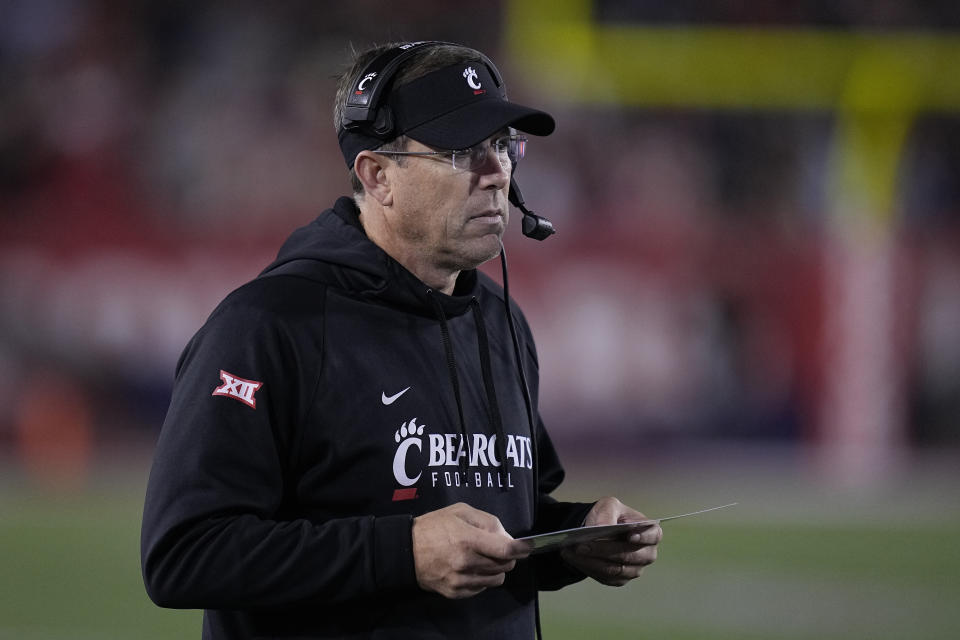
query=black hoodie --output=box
[141,197,592,639]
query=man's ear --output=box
[354,151,393,206]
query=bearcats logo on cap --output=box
[463,66,484,94]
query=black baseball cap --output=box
[338,61,555,169]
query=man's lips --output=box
[468,210,505,223]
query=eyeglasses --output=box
[374,134,527,172]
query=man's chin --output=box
[458,234,504,269]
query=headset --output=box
[340,41,556,240]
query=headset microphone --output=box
[509,177,555,241]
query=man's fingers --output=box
[563,553,644,585]
[448,503,530,561]
[444,533,522,575]
[571,540,659,565]
[584,497,625,526]
[584,497,659,530]
[627,524,663,545]
[569,499,662,588]
[467,528,530,562]
[413,503,528,599]
[467,555,517,576]
[573,527,662,558]
[446,571,510,599]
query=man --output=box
[141,41,661,639]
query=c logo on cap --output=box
[463,67,481,90]
[358,72,377,92]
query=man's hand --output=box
[412,502,531,599]
[560,497,662,587]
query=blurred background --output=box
[1,0,958,638]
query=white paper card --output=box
[518,503,737,554]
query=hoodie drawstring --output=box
[470,298,509,489]
[427,291,511,489]
[427,291,471,480]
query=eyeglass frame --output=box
[372,133,527,172]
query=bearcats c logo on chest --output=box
[389,416,534,501]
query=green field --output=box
[1,450,958,639]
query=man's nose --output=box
[478,148,510,188]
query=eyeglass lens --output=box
[455,136,526,171]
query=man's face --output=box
[385,131,512,274]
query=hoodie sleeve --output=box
[140,296,417,610]
[529,414,595,591]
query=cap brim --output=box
[404,99,555,150]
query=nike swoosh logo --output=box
[381,387,411,405]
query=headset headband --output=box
[341,40,503,134]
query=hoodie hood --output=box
[260,195,512,484]
[260,196,480,318]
